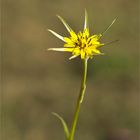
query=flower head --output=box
[48,10,116,60]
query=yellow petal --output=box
[64,37,73,44]
[80,49,85,59]
[64,43,75,47]
[86,48,92,55]
[70,31,77,40]
[84,28,89,37]
[90,34,102,39]
[92,49,103,55]
[64,48,74,52]
[96,43,105,48]
[73,48,81,55]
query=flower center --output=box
[64,29,103,59]
[74,30,90,49]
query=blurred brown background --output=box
[1,0,139,140]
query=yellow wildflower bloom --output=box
[48,10,116,60]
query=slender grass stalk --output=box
[68,58,88,140]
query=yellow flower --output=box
[48,10,116,60]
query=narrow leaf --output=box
[102,17,117,35]
[52,112,70,139]
[57,15,73,32]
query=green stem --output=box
[68,58,88,140]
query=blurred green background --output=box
[1,0,139,140]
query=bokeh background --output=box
[1,0,139,140]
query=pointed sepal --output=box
[48,29,66,42]
[103,39,119,46]
[84,9,89,30]
[102,17,117,35]
[69,55,79,60]
[57,15,73,32]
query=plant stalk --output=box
[68,58,88,140]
